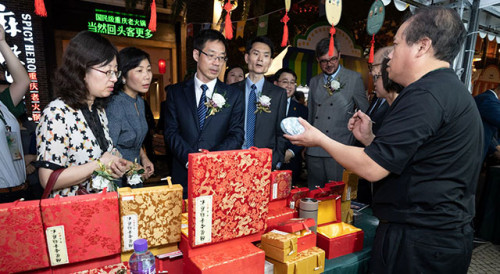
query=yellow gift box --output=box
[267,246,325,274]
[261,230,298,262]
[342,170,359,201]
[341,200,353,224]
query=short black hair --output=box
[193,29,228,53]
[315,37,340,59]
[403,6,466,64]
[381,58,404,94]
[54,31,118,110]
[246,36,274,57]
[274,68,297,82]
[115,47,150,92]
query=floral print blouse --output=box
[36,99,113,197]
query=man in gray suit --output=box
[233,36,287,169]
[306,38,368,188]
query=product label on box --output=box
[272,183,278,200]
[46,225,69,266]
[122,214,139,251]
[347,186,351,201]
[121,195,134,201]
[195,195,212,246]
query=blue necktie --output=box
[198,84,208,130]
[246,84,257,148]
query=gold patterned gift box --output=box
[118,182,183,255]
[267,246,325,274]
[261,230,298,262]
[342,170,359,201]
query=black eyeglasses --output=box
[197,49,228,62]
[319,56,340,65]
[91,68,122,79]
[372,74,382,82]
[279,80,297,86]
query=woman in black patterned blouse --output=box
[36,31,130,197]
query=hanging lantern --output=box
[158,59,166,74]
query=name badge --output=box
[6,131,22,161]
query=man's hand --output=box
[348,110,375,146]
[284,149,294,164]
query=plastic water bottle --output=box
[129,239,156,274]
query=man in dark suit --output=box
[475,85,500,160]
[274,68,307,184]
[233,36,287,169]
[306,37,369,188]
[164,30,245,197]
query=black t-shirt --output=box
[365,68,483,229]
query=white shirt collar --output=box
[194,73,218,105]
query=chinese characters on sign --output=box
[88,9,153,39]
[122,214,139,251]
[195,195,212,246]
[0,4,41,122]
[45,225,69,266]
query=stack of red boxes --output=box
[265,170,298,232]
[181,148,272,273]
[309,183,364,259]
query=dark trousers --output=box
[370,222,473,274]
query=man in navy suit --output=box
[475,86,500,160]
[164,30,245,197]
[274,68,307,184]
[233,36,287,169]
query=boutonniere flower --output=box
[126,159,145,186]
[92,160,116,191]
[205,90,228,117]
[255,95,271,114]
[324,79,345,96]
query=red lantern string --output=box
[368,34,375,64]
[280,12,289,47]
[329,25,336,57]
[224,2,234,40]
[34,0,47,17]
[148,1,157,32]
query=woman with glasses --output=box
[106,47,154,187]
[36,31,129,197]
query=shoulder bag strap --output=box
[41,168,65,199]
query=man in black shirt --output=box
[286,7,482,273]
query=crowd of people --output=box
[0,5,496,273]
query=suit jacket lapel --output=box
[183,79,200,132]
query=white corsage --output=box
[205,91,228,117]
[126,159,145,186]
[92,160,116,191]
[324,79,345,96]
[255,95,271,114]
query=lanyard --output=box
[0,108,11,132]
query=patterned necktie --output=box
[246,84,257,148]
[198,84,208,130]
[326,74,333,86]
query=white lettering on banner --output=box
[0,4,20,37]
[46,225,70,266]
[195,195,212,246]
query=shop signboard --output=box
[88,9,153,39]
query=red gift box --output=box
[324,181,345,197]
[40,191,121,272]
[156,250,183,274]
[275,218,316,253]
[312,192,364,259]
[87,262,129,273]
[0,200,50,273]
[187,148,272,248]
[287,187,309,210]
[270,170,292,201]
[179,231,261,258]
[265,200,298,233]
[184,241,265,274]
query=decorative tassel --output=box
[224,1,233,40]
[328,25,336,57]
[368,34,375,64]
[34,0,47,17]
[281,12,289,47]
[148,1,157,32]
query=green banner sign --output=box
[88,9,153,39]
